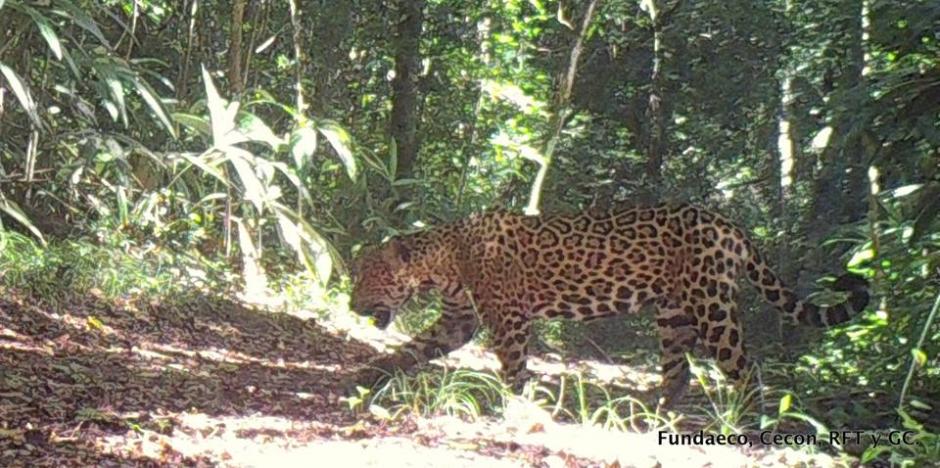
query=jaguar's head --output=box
[349,238,417,330]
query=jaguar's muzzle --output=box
[356,308,393,330]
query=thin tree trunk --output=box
[228,0,247,95]
[124,0,139,60]
[177,0,199,102]
[287,0,306,114]
[645,22,665,184]
[525,0,600,215]
[455,18,491,210]
[242,1,268,90]
[389,0,425,182]
[641,0,680,200]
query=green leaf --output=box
[11,3,63,60]
[290,126,318,169]
[116,186,128,226]
[898,409,925,432]
[178,151,229,186]
[860,446,888,464]
[237,111,282,149]
[909,399,931,411]
[272,203,337,283]
[387,139,398,179]
[911,348,927,367]
[59,47,81,79]
[234,217,268,295]
[201,67,238,146]
[847,247,875,268]
[269,161,312,204]
[173,113,212,137]
[759,414,775,430]
[273,210,314,273]
[0,195,45,245]
[133,77,177,138]
[369,404,392,420]
[779,393,792,415]
[392,178,420,186]
[53,0,110,47]
[0,63,42,128]
[86,316,105,330]
[319,120,357,180]
[227,148,266,211]
[95,63,128,126]
[28,10,63,60]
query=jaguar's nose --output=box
[373,309,392,330]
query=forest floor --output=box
[0,289,851,467]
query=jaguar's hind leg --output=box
[655,303,699,406]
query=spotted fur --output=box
[349,204,869,404]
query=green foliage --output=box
[367,367,511,421]
[529,371,678,432]
[352,365,679,434]
[0,230,226,304]
[171,69,356,287]
[689,358,763,436]
[861,410,940,467]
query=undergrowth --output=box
[345,356,940,466]
[344,366,679,433]
[0,230,230,305]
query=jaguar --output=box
[348,203,869,404]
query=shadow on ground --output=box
[0,290,381,465]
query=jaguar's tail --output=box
[743,245,869,326]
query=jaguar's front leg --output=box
[354,296,479,386]
[492,311,533,391]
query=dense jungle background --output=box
[1,0,938,465]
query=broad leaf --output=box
[9,3,63,60]
[319,120,357,180]
[227,148,267,211]
[234,217,268,297]
[173,113,212,137]
[0,195,45,245]
[290,126,318,169]
[779,394,792,415]
[178,151,229,186]
[53,0,110,47]
[201,67,238,146]
[133,76,177,137]
[238,112,283,149]
[0,63,42,127]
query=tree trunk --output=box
[228,0,246,94]
[287,0,307,114]
[389,0,425,182]
[640,0,679,202]
[644,3,666,185]
[177,0,200,102]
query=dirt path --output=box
[0,290,843,466]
